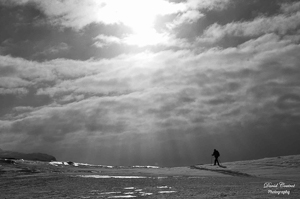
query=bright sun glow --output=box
[112,0,163,31]
[102,0,185,46]
[124,29,168,47]
[117,1,156,33]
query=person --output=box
[212,149,220,166]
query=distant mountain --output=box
[0,149,56,162]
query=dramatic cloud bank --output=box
[0,0,300,166]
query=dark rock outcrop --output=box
[0,159,15,164]
[67,161,74,166]
[0,150,56,162]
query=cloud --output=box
[93,35,121,48]
[0,55,56,84]
[0,0,232,50]
[1,34,299,163]
[165,0,231,36]
[34,42,70,56]
[1,0,300,164]
[2,32,299,139]
[167,10,204,29]
[1,0,187,29]
[280,1,300,14]
[0,88,28,95]
[0,77,32,88]
[198,11,300,44]
[277,93,300,110]
[0,46,7,55]
[0,55,105,87]
[186,0,231,10]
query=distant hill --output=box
[0,149,56,162]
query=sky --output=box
[0,0,300,166]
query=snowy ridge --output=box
[49,161,160,169]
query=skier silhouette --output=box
[212,149,220,166]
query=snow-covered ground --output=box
[48,161,160,169]
[1,154,300,198]
[197,154,300,179]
